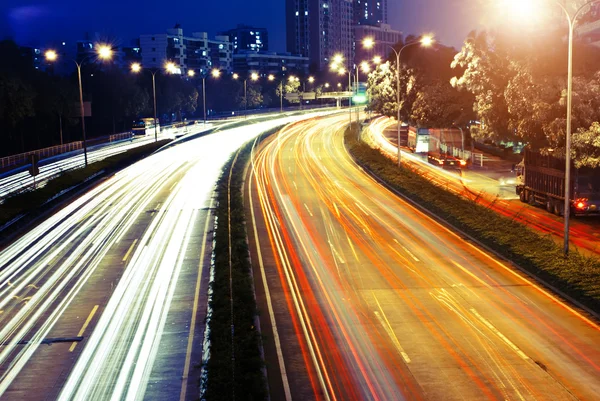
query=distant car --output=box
[427,153,466,170]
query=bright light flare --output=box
[333,54,344,64]
[362,37,375,49]
[373,56,382,64]
[420,35,434,47]
[325,83,330,88]
[233,73,239,80]
[338,67,346,75]
[211,69,221,78]
[131,62,141,73]
[308,76,315,83]
[187,69,195,77]
[97,44,113,60]
[165,62,177,74]
[502,0,539,18]
[268,74,275,81]
[45,50,58,61]
[360,61,370,73]
[251,72,259,81]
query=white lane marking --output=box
[354,202,370,217]
[69,305,99,352]
[180,206,213,401]
[373,294,411,364]
[248,167,293,401]
[304,203,314,217]
[328,241,345,264]
[470,308,529,360]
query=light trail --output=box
[0,110,336,399]
[248,114,600,400]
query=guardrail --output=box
[1,142,84,170]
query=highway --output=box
[366,117,600,256]
[0,111,333,400]
[247,113,600,400]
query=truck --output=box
[516,148,600,216]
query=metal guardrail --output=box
[1,142,83,170]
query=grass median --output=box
[0,139,170,229]
[346,125,600,313]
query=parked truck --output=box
[516,148,600,216]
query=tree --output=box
[572,122,600,168]
[366,62,397,118]
[451,31,516,142]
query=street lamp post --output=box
[131,62,178,142]
[268,74,283,113]
[45,45,113,166]
[551,0,600,255]
[199,69,221,125]
[363,36,434,167]
[234,72,259,119]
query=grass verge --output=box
[346,125,600,313]
[0,140,170,228]
[202,130,280,401]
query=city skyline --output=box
[1,0,484,53]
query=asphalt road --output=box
[247,113,600,400]
[0,111,335,400]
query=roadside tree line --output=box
[367,28,600,167]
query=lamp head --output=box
[45,50,58,61]
[362,37,375,49]
[187,69,195,77]
[131,62,142,73]
[97,44,113,60]
[420,35,434,47]
[251,72,259,81]
[233,73,239,80]
[211,69,221,78]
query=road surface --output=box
[247,113,600,400]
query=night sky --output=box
[0,0,487,51]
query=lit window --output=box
[219,44,224,49]
[295,11,299,16]
[305,10,308,15]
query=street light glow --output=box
[268,74,275,81]
[308,76,315,83]
[233,73,239,80]
[333,54,344,64]
[338,67,346,75]
[251,72,259,81]
[97,44,113,60]
[131,62,141,73]
[373,56,382,64]
[420,35,435,47]
[362,37,375,49]
[187,69,195,77]
[502,0,539,18]
[165,62,177,74]
[212,69,221,78]
[45,50,58,61]
[288,76,296,82]
[325,83,330,88]
[360,61,371,73]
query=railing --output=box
[109,132,133,142]
[1,141,83,169]
[439,143,485,167]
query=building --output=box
[221,24,268,53]
[354,23,402,66]
[286,0,354,71]
[140,27,233,74]
[576,4,600,48]
[232,50,309,75]
[354,0,387,26]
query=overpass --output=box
[285,91,353,107]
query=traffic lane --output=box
[0,157,193,399]
[253,117,425,400]
[322,120,600,400]
[263,115,599,400]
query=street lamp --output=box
[331,54,354,125]
[130,61,177,142]
[269,74,285,113]
[191,68,220,125]
[233,72,259,119]
[540,0,598,255]
[45,43,113,167]
[363,34,434,166]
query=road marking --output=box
[69,305,99,352]
[248,172,293,401]
[328,240,345,264]
[470,308,529,360]
[395,240,419,262]
[122,238,138,262]
[304,203,314,217]
[373,293,411,363]
[180,208,208,401]
[170,181,179,191]
[354,202,370,216]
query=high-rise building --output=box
[576,4,600,48]
[221,25,269,53]
[286,0,354,71]
[140,27,233,74]
[354,23,402,66]
[354,0,387,26]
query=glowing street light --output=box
[187,69,196,77]
[373,55,382,65]
[130,61,177,142]
[363,34,435,166]
[45,43,114,166]
[234,72,260,118]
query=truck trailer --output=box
[516,148,600,216]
